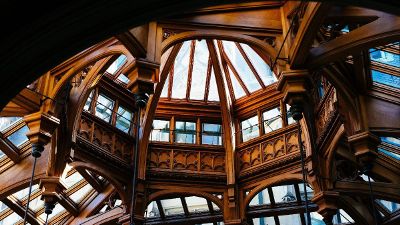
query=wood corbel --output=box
[348,131,380,170]
[312,191,340,225]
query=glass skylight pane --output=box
[370,49,399,68]
[185,196,209,213]
[0,150,4,159]
[241,116,259,142]
[116,106,132,133]
[371,70,400,88]
[160,74,170,98]
[249,189,271,206]
[145,201,160,218]
[0,201,8,213]
[253,217,275,225]
[106,55,127,74]
[272,185,297,203]
[29,197,44,212]
[83,90,94,111]
[381,137,400,147]
[0,117,21,131]
[117,74,130,84]
[7,125,29,147]
[377,199,400,213]
[95,93,115,123]
[190,40,209,100]
[175,121,196,144]
[333,209,354,224]
[278,214,301,225]
[222,41,261,92]
[151,120,170,142]
[171,41,191,99]
[286,104,296,125]
[0,212,21,225]
[207,68,220,102]
[63,171,84,188]
[13,184,39,200]
[310,212,324,225]
[379,148,400,160]
[161,198,184,216]
[298,183,314,201]
[228,67,246,99]
[263,107,282,133]
[70,183,94,203]
[240,43,277,86]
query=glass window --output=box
[13,184,39,200]
[29,197,44,212]
[175,121,196,144]
[161,74,170,98]
[371,70,400,89]
[240,43,277,86]
[222,41,261,92]
[202,123,222,145]
[286,104,296,125]
[332,209,354,224]
[369,48,399,68]
[0,150,4,159]
[0,201,8,213]
[310,212,325,225]
[377,199,400,213]
[70,183,94,203]
[151,120,170,142]
[207,68,220,102]
[253,217,275,225]
[145,201,160,218]
[83,90,94,111]
[228,67,246,99]
[241,116,259,142]
[190,40,209,100]
[116,106,133,133]
[0,117,21,132]
[39,203,66,221]
[185,196,209,213]
[278,214,301,225]
[298,183,314,201]
[7,125,29,147]
[0,212,21,225]
[95,93,115,123]
[171,41,191,99]
[263,107,282,133]
[106,55,127,74]
[161,198,184,216]
[116,74,130,84]
[272,185,297,203]
[249,189,271,206]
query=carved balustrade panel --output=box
[237,126,301,175]
[148,145,226,175]
[315,86,338,141]
[77,111,134,162]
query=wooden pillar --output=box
[312,191,340,225]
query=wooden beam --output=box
[289,2,331,68]
[76,168,104,193]
[59,192,79,217]
[308,14,400,68]
[0,137,20,163]
[2,196,41,225]
[67,184,115,224]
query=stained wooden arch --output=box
[243,174,304,207]
[148,190,224,212]
[50,44,133,102]
[69,161,127,204]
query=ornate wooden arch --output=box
[148,190,224,212]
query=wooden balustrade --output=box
[77,111,134,163]
[147,143,225,178]
[237,125,301,177]
[315,86,338,143]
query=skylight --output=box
[160,39,277,102]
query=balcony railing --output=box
[77,111,134,162]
